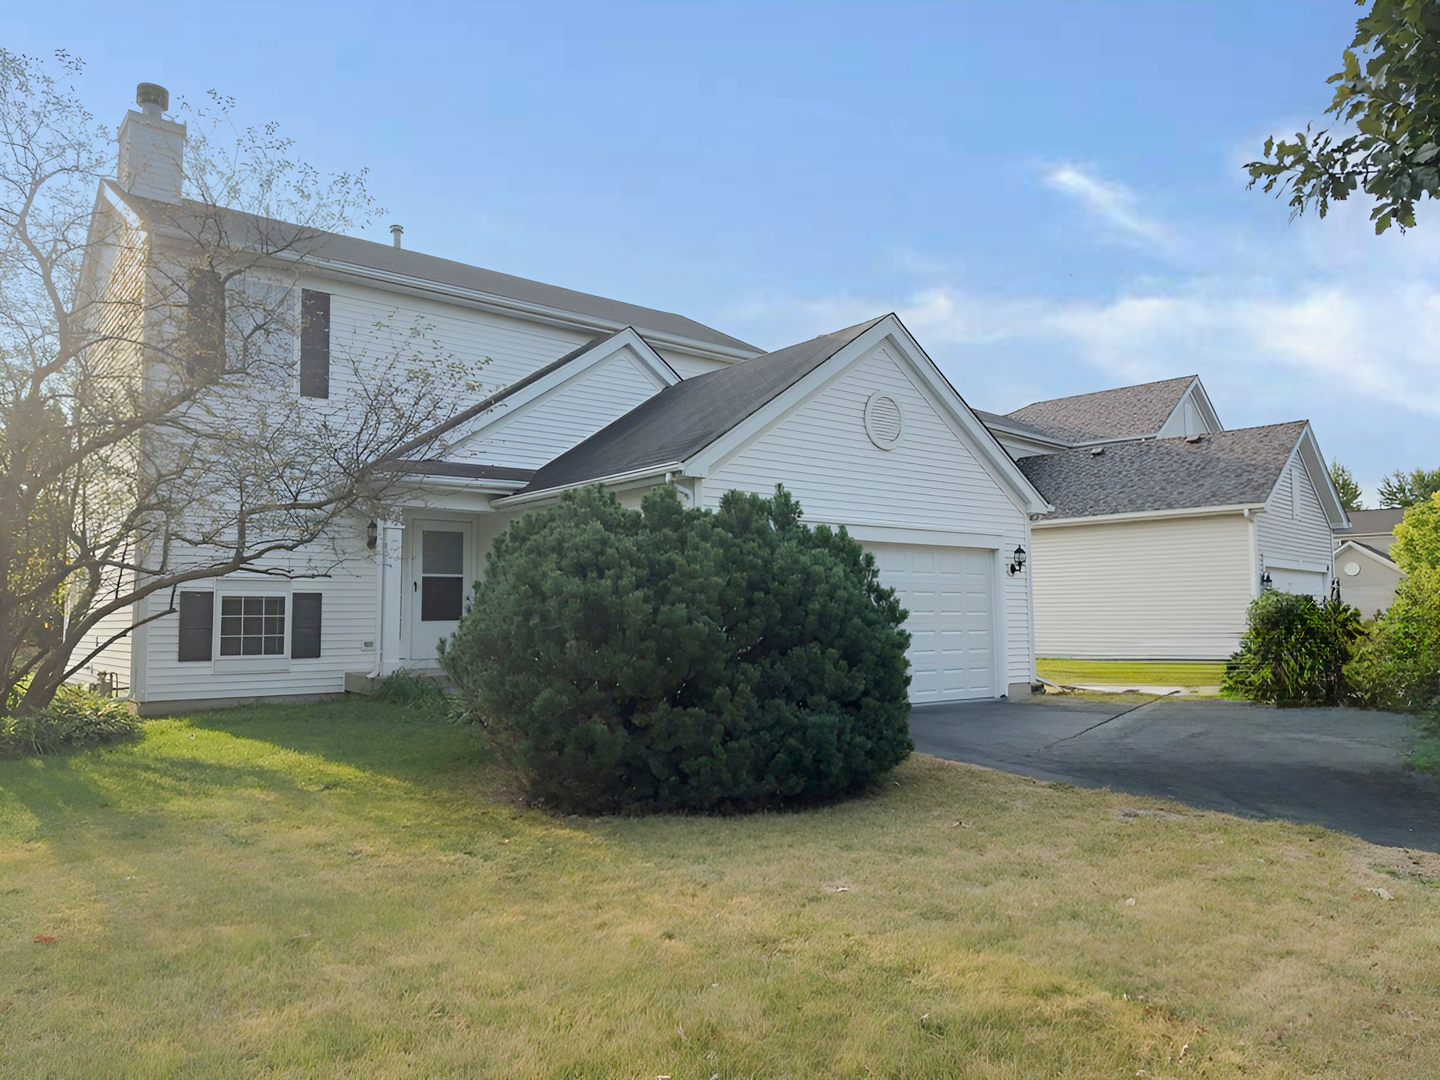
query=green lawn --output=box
[1038,658,1229,689]
[2,700,1437,1078]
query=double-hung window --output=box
[219,595,287,657]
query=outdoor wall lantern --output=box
[366,520,379,550]
[1008,545,1027,575]
[1260,569,1273,591]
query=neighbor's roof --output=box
[972,409,1062,442]
[1019,421,1308,520]
[102,181,756,354]
[1342,507,1406,535]
[1006,375,1197,443]
[518,316,889,494]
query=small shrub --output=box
[1221,590,1363,705]
[440,484,913,813]
[374,669,451,714]
[1347,566,1440,728]
[0,684,140,759]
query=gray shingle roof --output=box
[1007,375,1197,442]
[973,408,1066,442]
[519,316,889,494]
[1019,421,1307,519]
[103,181,756,353]
[1343,508,1405,535]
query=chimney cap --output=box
[136,82,169,116]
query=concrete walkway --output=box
[910,696,1439,851]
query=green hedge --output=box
[440,485,913,813]
[1221,590,1363,706]
[1347,567,1440,725]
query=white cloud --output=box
[1043,164,1173,249]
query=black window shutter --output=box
[178,591,214,662]
[300,290,331,398]
[292,592,322,659]
[186,269,226,377]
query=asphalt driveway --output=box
[911,696,1439,851]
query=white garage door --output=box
[867,544,996,703]
[1268,567,1327,600]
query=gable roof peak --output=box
[1007,373,1200,442]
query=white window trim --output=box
[212,580,294,673]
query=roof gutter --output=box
[491,462,684,508]
[1033,503,1266,528]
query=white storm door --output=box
[409,518,474,664]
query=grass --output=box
[1039,658,1229,689]
[2,700,1438,1078]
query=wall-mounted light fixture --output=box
[366,520,379,550]
[1260,568,1273,591]
[1008,544,1027,576]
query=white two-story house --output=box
[75,84,1052,713]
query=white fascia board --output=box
[1335,539,1402,572]
[1033,503,1264,528]
[808,521,1006,550]
[682,314,1053,515]
[1264,556,1333,574]
[442,328,677,454]
[293,255,759,364]
[491,463,683,508]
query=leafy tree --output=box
[1391,491,1440,572]
[1377,465,1440,506]
[1,51,467,715]
[1329,460,1365,511]
[1247,0,1440,232]
[1347,566,1440,724]
[439,485,914,813]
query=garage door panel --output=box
[867,542,996,703]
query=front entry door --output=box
[409,518,474,664]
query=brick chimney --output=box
[117,82,186,203]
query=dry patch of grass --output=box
[1,699,1438,1078]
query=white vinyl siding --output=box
[1335,548,1402,617]
[700,341,1033,690]
[657,349,735,379]
[445,350,663,469]
[1257,458,1334,581]
[1030,513,1254,660]
[138,531,375,706]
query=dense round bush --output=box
[1220,590,1363,706]
[439,485,912,812]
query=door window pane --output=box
[421,576,463,621]
[422,530,464,576]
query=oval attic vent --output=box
[864,392,904,449]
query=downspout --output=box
[367,526,385,678]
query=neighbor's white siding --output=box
[1030,513,1254,660]
[1335,548,1402,617]
[445,348,663,469]
[1257,458,1334,580]
[700,341,1035,688]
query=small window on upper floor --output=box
[300,289,331,398]
[185,268,226,377]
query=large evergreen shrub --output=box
[439,485,913,812]
[1220,590,1363,705]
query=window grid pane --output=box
[218,595,286,657]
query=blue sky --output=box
[12,0,1431,500]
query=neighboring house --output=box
[978,377,1351,660]
[1334,507,1406,616]
[75,85,1051,713]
